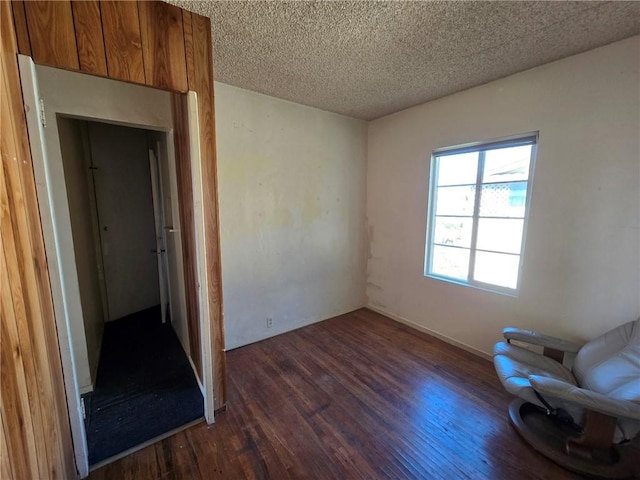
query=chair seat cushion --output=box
[494,342,577,407]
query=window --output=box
[424,134,537,294]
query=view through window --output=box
[425,134,537,294]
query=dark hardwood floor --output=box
[89,309,581,479]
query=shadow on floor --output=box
[83,306,203,465]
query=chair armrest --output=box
[529,375,640,421]
[503,328,583,353]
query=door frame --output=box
[18,56,215,478]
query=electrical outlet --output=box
[266,317,273,328]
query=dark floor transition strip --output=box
[83,306,203,465]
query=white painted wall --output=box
[366,36,640,357]
[214,82,368,349]
[57,118,104,392]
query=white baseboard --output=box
[365,304,492,361]
[226,304,366,351]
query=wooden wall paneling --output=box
[189,13,227,409]
[100,0,145,84]
[0,244,34,479]
[171,93,202,378]
[23,0,79,70]
[0,408,14,480]
[71,0,107,76]
[1,1,76,478]
[10,1,30,56]
[139,1,188,92]
[182,10,195,92]
[2,129,54,480]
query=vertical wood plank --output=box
[139,1,188,92]
[190,13,227,409]
[0,1,77,478]
[182,10,195,92]
[71,0,108,76]
[1,134,51,480]
[10,1,30,56]
[23,0,79,70]
[171,93,202,378]
[100,0,145,84]
[0,246,35,479]
[0,408,14,480]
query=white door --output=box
[149,148,170,323]
[153,134,190,354]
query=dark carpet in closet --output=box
[83,306,203,465]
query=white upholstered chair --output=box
[493,318,640,479]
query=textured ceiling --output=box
[168,1,640,120]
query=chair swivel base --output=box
[508,399,640,479]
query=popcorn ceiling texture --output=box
[168,1,640,120]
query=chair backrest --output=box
[573,319,640,403]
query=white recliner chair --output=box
[493,318,640,479]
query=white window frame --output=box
[424,132,538,296]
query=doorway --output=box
[57,118,204,465]
[19,57,216,477]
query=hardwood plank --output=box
[90,309,588,480]
[170,93,202,378]
[139,1,187,92]
[10,1,30,56]
[72,0,108,76]
[190,12,227,409]
[0,2,76,477]
[23,0,79,70]
[100,0,145,83]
